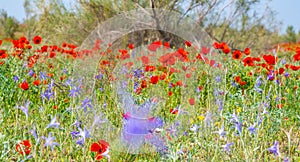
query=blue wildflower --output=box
[71,118,82,128]
[28,70,35,77]
[76,127,91,146]
[42,132,59,151]
[230,113,242,135]
[39,72,48,81]
[30,125,39,142]
[70,130,80,140]
[222,142,233,154]
[13,76,19,82]
[248,124,257,135]
[46,116,60,129]
[15,100,30,119]
[215,76,221,83]
[214,126,227,139]
[284,72,289,77]
[81,97,92,112]
[268,141,280,156]
[69,85,81,97]
[95,73,103,80]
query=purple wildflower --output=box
[190,124,200,133]
[215,76,221,83]
[133,68,143,78]
[267,74,274,81]
[248,124,257,135]
[39,72,48,81]
[214,126,227,139]
[28,70,35,77]
[41,88,54,101]
[231,81,238,87]
[81,97,92,112]
[70,130,80,139]
[283,157,290,162]
[63,69,68,74]
[15,100,30,119]
[46,116,60,129]
[230,113,242,135]
[76,127,91,146]
[216,98,223,111]
[30,125,39,142]
[222,142,233,154]
[204,112,213,126]
[166,122,180,137]
[69,85,81,97]
[268,141,280,156]
[42,132,59,151]
[103,102,107,109]
[13,76,19,82]
[71,118,81,128]
[95,73,103,80]
[284,72,289,77]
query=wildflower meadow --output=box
[0,1,300,162]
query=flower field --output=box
[0,33,299,162]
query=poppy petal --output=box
[90,143,101,152]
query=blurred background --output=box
[0,0,299,53]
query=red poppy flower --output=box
[189,98,195,105]
[290,65,300,71]
[174,49,189,62]
[201,46,210,55]
[163,42,170,49]
[277,104,283,109]
[16,140,31,155]
[145,65,156,72]
[176,81,183,86]
[234,76,241,83]
[49,52,56,58]
[20,81,29,90]
[222,45,231,54]
[141,80,147,88]
[0,50,8,59]
[170,108,178,114]
[19,36,28,44]
[242,57,254,66]
[32,36,42,44]
[159,53,176,66]
[239,81,247,86]
[213,42,221,49]
[141,56,150,65]
[244,47,251,55]
[150,76,159,84]
[148,41,162,52]
[293,53,300,62]
[232,50,242,60]
[279,68,285,75]
[33,80,40,86]
[185,40,192,47]
[168,91,173,96]
[41,45,48,52]
[160,73,167,80]
[90,140,110,161]
[186,73,192,78]
[0,40,2,46]
[263,54,277,65]
[128,43,134,49]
